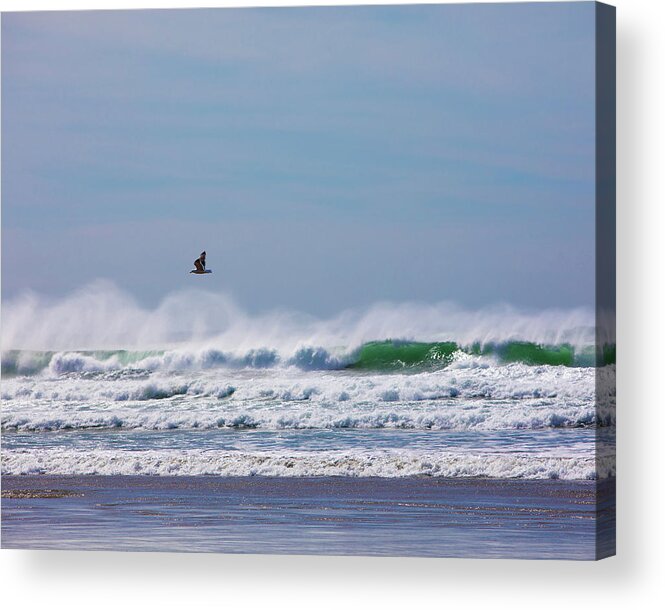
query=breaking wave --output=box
[0,448,616,480]
[1,339,613,378]
[1,359,613,433]
[1,281,613,377]
[1,282,614,482]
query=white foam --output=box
[1,364,606,432]
[0,447,614,479]
[1,280,595,352]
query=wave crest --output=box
[2,338,611,379]
[2,280,598,352]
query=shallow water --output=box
[0,475,615,559]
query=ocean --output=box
[0,288,616,557]
[1,342,614,479]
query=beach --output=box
[1,475,615,559]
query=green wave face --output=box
[347,341,609,371]
[480,342,575,367]
[348,341,460,371]
[2,342,614,377]
[0,349,164,377]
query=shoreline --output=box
[1,474,615,560]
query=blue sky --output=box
[2,3,596,315]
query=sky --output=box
[1,3,596,316]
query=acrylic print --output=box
[1,2,616,559]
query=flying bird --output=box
[190,250,211,274]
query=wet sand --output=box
[1,475,615,559]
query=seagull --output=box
[190,250,211,274]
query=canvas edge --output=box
[594,0,616,561]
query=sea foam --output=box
[2,280,597,352]
[0,447,615,480]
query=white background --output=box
[0,0,663,608]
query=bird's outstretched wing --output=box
[194,259,204,273]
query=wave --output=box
[1,403,604,433]
[1,339,613,378]
[1,360,613,432]
[349,340,612,369]
[0,448,615,480]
